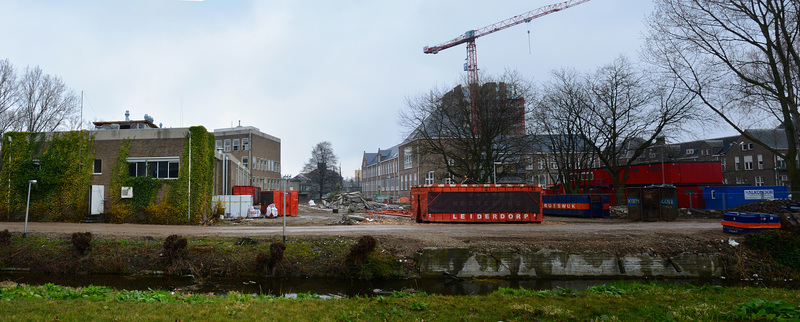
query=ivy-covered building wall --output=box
[0,126,216,224]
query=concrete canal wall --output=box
[419,248,723,278]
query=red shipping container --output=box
[232,186,260,205]
[411,184,543,223]
[260,190,299,216]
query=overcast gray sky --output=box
[1,0,661,177]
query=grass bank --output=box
[1,282,798,321]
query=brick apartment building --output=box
[213,125,282,193]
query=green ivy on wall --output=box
[166,126,216,224]
[1,127,216,225]
[0,131,94,222]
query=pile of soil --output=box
[726,199,798,214]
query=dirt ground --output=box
[0,204,737,260]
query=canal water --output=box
[2,273,765,297]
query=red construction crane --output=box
[424,0,592,86]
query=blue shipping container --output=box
[703,186,788,210]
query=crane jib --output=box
[421,0,591,55]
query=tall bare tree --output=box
[17,66,79,133]
[646,0,800,192]
[302,141,341,199]
[531,69,597,193]
[400,72,532,183]
[537,57,697,199]
[0,59,18,138]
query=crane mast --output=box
[424,0,592,86]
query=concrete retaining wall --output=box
[419,248,722,278]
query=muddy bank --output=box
[0,230,796,281]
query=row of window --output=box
[93,159,180,179]
[732,155,765,171]
[216,138,250,152]
[241,156,280,173]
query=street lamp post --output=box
[6,136,11,214]
[282,174,291,243]
[23,179,36,238]
[188,132,192,222]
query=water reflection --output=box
[0,273,792,297]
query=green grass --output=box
[1,282,798,321]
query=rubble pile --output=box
[726,199,796,214]
[323,192,388,213]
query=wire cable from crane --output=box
[526,20,532,55]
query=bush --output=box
[163,235,187,262]
[345,235,377,269]
[0,229,10,245]
[744,230,800,269]
[71,232,92,255]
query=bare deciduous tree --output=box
[537,57,697,199]
[0,59,18,137]
[400,72,532,183]
[17,66,79,133]
[531,69,597,193]
[646,0,800,191]
[302,141,341,199]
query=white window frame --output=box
[224,139,231,152]
[233,139,240,151]
[242,138,249,151]
[744,155,753,170]
[425,171,435,185]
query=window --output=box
[447,158,454,166]
[525,157,533,170]
[734,157,740,170]
[127,158,179,179]
[224,139,231,152]
[748,143,754,150]
[242,156,248,168]
[242,138,249,151]
[550,160,558,169]
[777,157,787,169]
[215,140,222,151]
[649,153,656,159]
[744,155,753,170]
[404,147,413,169]
[93,159,102,174]
[233,139,240,151]
[735,177,744,184]
[425,171,435,185]
[757,155,763,169]
[538,159,544,170]
[755,176,764,186]
[444,173,453,184]
[686,149,694,155]
[721,159,726,171]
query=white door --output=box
[91,185,104,215]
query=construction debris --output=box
[321,192,392,213]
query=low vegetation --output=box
[0,282,797,320]
[0,234,409,279]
